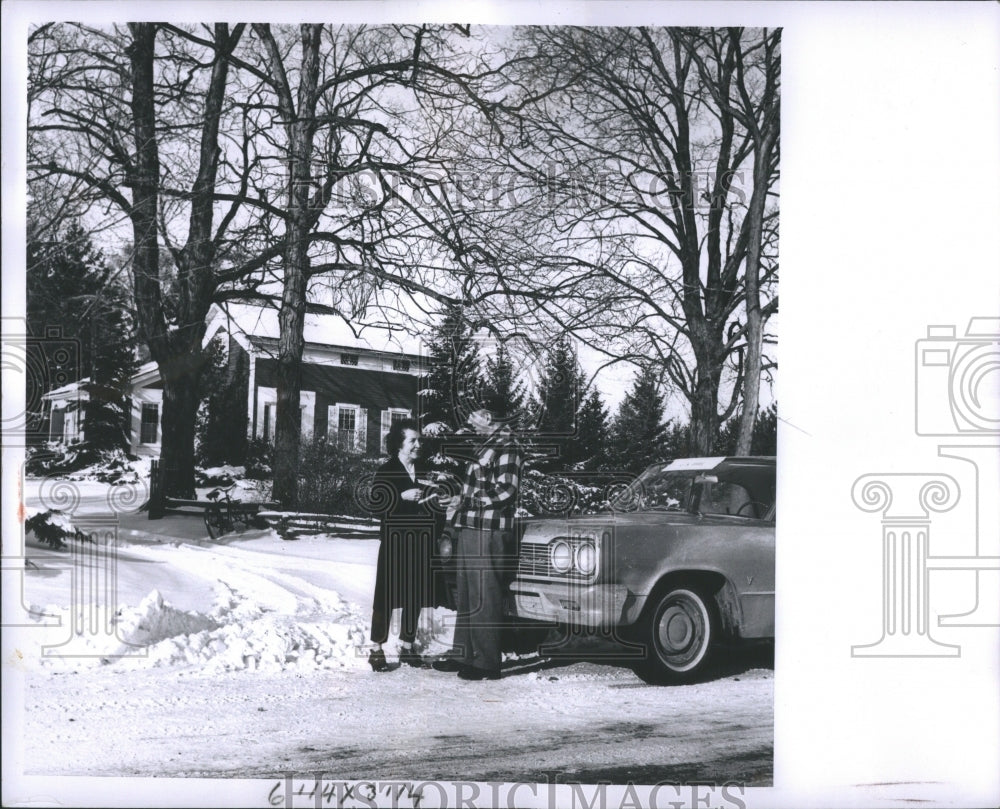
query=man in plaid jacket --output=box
[434,407,524,680]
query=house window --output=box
[50,407,65,442]
[340,353,359,366]
[329,404,367,453]
[392,359,411,372]
[140,403,159,444]
[257,388,314,441]
[380,408,413,454]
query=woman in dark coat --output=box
[368,419,435,672]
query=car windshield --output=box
[611,464,774,519]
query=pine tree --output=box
[419,304,483,431]
[575,388,611,471]
[717,402,777,455]
[531,335,586,470]
[609,366,670,474]
[480,342,527,425]
[195,337,250,467]
[27,222,135,452]
[752,402,778,455]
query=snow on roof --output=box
[41,379,87,400]
[210,303,425,357]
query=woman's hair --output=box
[385,418,420,457]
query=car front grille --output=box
[518,540,591,581]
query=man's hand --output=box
[400,487,423,502]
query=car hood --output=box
[521,511,743,531]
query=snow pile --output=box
[111,589,220,656]
[27,585,373,674]
[20,479,452,679]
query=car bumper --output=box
[506,579,637,627]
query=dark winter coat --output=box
[370,456,436,628]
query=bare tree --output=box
[233,23,516,505]
[461,26,781,454]
[28,23,262,496]
[685,28,780,454]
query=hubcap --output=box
[660,605,694,650]
[653,591,708,671]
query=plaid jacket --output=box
[455,427,523,532]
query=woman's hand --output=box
[400,487,423,502]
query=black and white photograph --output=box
[2,3,997,809]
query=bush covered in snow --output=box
[25,444,144,484]
[242,437,273,480]
[25,508,87,549]
[519,468,632,517]
[194,465,246,488]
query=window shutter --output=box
[380,409,391,454]
[358,408,368,453]
[328,405,339,441]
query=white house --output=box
[41,303,428,458]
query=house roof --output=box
[207,303,426,358]
[41,379,86,401]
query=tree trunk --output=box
[158,355,204,497]
[271,278,307,507]
[735,147,767,455]
[735,93,779,453]
[267,24,322,508]
[689,368,723,456]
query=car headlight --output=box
[550,540,573,573]
[575,541,597,575]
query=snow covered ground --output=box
[7,477,774,803]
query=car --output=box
[505,456,775,684]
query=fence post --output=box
[148,458,164,520]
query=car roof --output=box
[663,456,775,472]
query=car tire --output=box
[634,585,718,684]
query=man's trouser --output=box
[452,527,514,674]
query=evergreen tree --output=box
[752,402,778,455]
[609,366,670,474]
[419,304,483,431]
[195,337,250,467]
[664,419,693,460]
[480,342,527,425]
[530,336,586,470]
[575,387,611,471]
[717,402,777,455]
[27,222,135,451]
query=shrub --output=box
[243,437,273,480]
[24,444,140,483]
[296,436,383,517]
[25,509,85,549]
[519,468,630,517]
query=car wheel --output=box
[634,586,717,684]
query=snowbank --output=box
[20,504,452,677]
